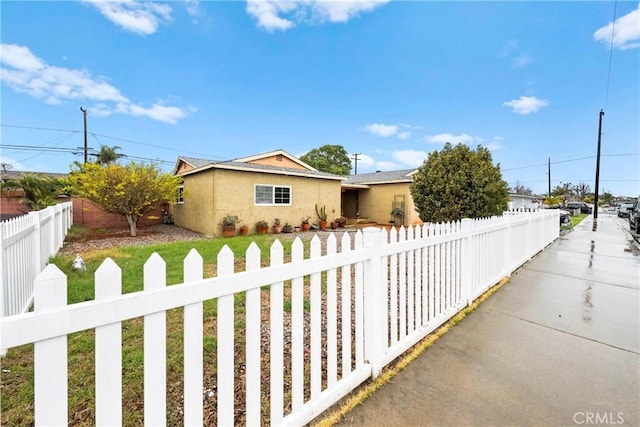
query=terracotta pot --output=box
[239,226,249,235]
[330,221,338,229]
[301,222,310,231]
[272,225,282,234]
[319,220,327,230]
[256,226,269,234]
[222,224,236,237]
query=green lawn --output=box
[1,234,297,426]
[571,213,589,227]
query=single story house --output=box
[171,150,344,236]
[508,194,541,210]
[341,169,422,227]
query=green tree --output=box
[572,181,591,201]
[70,162,181,236]
[599,191,613,206]
[2,173,61,210]
[551,182,573,205]
[94,145,125,166]
[299,144,351,175]
[410,143,509,223]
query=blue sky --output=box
[1,1,639,196]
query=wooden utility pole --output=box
[548,157,551,197]
[593,109,604,224]
[352,153,361,175]
[80,107,88,164]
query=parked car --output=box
[618,203,634,218]
[628,200,639,231]
[565,201,593,214]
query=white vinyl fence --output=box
[0,202,73,317]
[0,209,558,426]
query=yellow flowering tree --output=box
[70,162,181,236]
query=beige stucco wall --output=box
[173,167,341,236]
[171,171,215,234]
[357,182,421,227]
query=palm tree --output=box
[94,145,124,166]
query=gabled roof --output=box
[343,169,417,186]
[174,149,344,181]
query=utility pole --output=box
[80,107,88,164]
[593,109,604,227]
[352,153,361,175]
[548,157,551,197]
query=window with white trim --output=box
[255,184,291,205]
[177,185,184,204]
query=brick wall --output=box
[71,198,165,229]
[1,193,165,228]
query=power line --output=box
[0,123,226,160]
[0,144,174,166]
[501,153,638,172]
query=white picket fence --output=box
[0,202,73,317]
[0,209,559,426]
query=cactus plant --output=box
[315,204,327,221]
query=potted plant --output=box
[301,216,311,231]
[272,218,282,234]
[315,204,328,230]
[282,223,294,233]
[239,224,249,235]
[255,220,269,234]
[335,216,347,227]
[221,214,240,237]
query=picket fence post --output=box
[183,249,204,426]
[34,264,68,425]
[143,253,167,426]
[245,242,262,425]
[363,227,384,378]
[461,218,473,306]
[270,240,285,425]
[218,245,236,426]
[95,258,122,425]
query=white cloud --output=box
[392,150,428,168]
[594,5,640,50]
[83,0,172,35]
[246,0,389,31]
[425,133,476,144]
[512,53,532,68]
[364,123,398,137]
[355,153,376,170]
[185,0,201,18]
[485,141,503,151]
[397,131,412,140]
[0,43,191,124]
[503,96,549,115]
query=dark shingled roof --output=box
[179,157,217,168]
[343,169,416,185]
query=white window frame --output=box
[254,184,292,206]
[177,185,184,204]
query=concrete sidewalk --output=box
[335,213,639,426]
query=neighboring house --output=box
[508,194,541,210]
[171,150,344,236]
[342,169,421,227]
